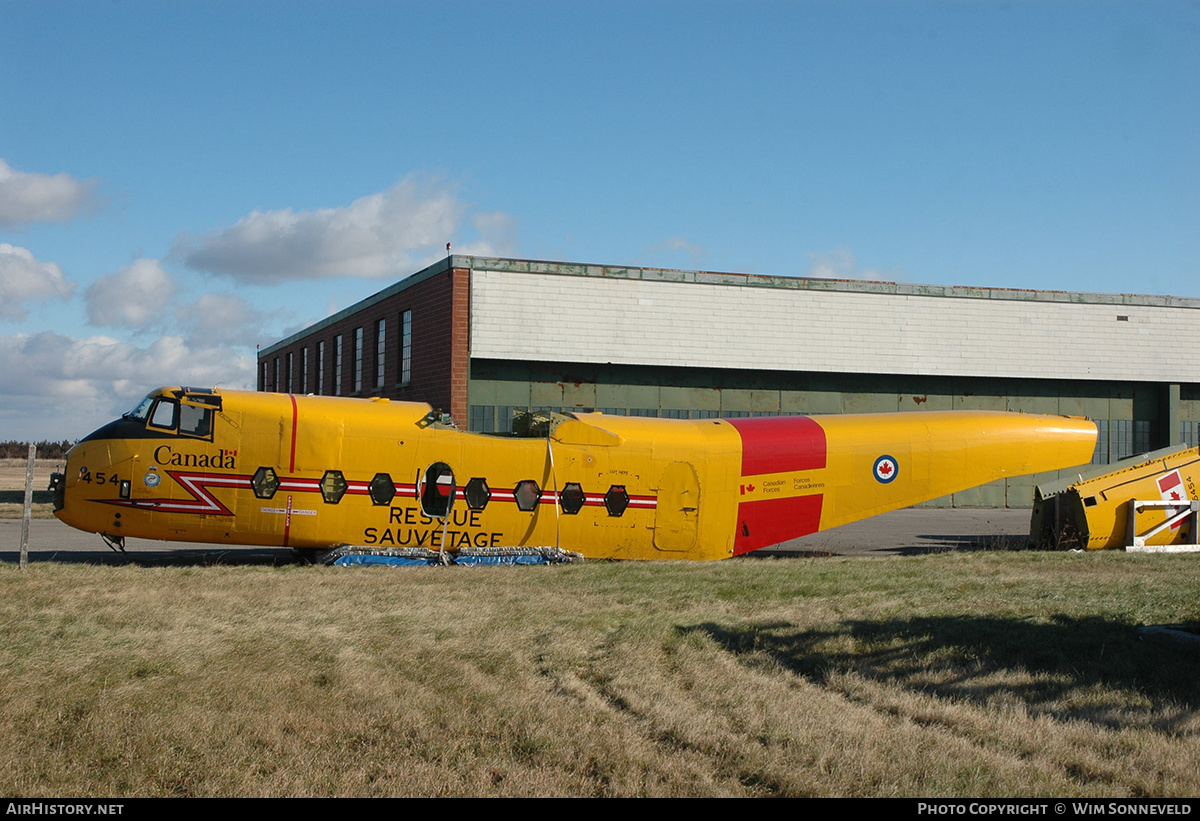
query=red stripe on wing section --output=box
[727,416,828,555]
[726,416,827,474]
[732,495,824,554]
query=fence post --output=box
[20,443,36,570]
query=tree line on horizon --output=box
[0,441,75,460]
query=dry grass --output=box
[0,459,62,492]
[1,552,1198,797]
[0,459,61,520]
[0,504,55,519]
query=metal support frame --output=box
[1125,499,1200,553]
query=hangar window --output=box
[354,327,364,393]
[334,335,343,396]
[469,406,495,432]
[1112,419,1151,461]
[317,340,325,395]
[376,319,386,390]
[1091,420,1110,465]
[498,406,520,433]
[400,309,412,387]
[1182,421,1200,449]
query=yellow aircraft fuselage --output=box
[54,387,1098,560]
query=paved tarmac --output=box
[758,507,1032,558]
[0,508,1035,566]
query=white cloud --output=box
[467,211,518,257]
[0,243,76,320]
[176,292,279,347]
[0,331,256,441]
[640,236,706,269]
[0,159,101,228]
[171,176,504,282]
[85,259,176,328]
[805,247,897,281]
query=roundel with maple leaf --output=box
[873,454,898,484]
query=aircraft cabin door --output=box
[654,461,701,553]
[419,462,456,519]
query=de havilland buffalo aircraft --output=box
[51,387,1098,561]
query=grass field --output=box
[2,551,1198,797]
[0,459,62,519]
[0,458,62,491]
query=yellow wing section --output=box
[717,412,1097,554]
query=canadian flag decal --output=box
[1157,470,1189,530]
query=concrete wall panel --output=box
[471,267,1200,384]
[470,379,532,406]
[781,390,843,415]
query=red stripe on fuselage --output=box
[726,416,827,475]
[288,394,298,473]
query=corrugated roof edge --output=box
[461,256,1200,307]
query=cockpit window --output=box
[125,396,155,421]
[120,390,219,438]
[148,399,178,430]
[179,403,213,437]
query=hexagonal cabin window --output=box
[465,477,491,511]
[559,482,585,515]
[252,466,279,499]
[320,470,348,504]
[514,480,541,512]
[604,485,630,517]
[369,473,395,506]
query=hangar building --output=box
[257,255,1200,506]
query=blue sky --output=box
[1,0,1197,440]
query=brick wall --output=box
[258,268,467,419]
